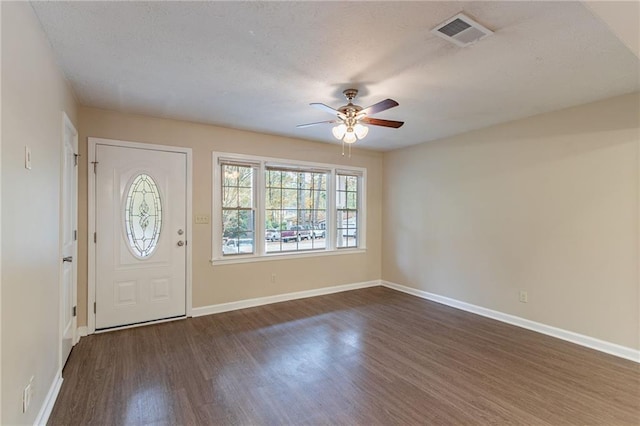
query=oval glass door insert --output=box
[124,173,163,258]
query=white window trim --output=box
[211,152,366,265]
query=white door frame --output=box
[59,112,78,369]
[87,137,193,334]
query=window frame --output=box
[335,171,361,250]
[212,152,366,265]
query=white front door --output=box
[61,114,78,365]
[95,144,187,329]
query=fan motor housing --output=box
[338,104,363,116]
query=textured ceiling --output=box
[31,1,639,151]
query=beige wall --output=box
[382,92,640,350]
[77,107,383,325]
[1,2,78,424]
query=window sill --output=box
[210,247,367,266]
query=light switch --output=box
[195,214,210,224]
[25,146,32,170]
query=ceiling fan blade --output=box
[310,103,344,117]
[360,98,399,116]
[296,120,337,128]
[361,117,404,128]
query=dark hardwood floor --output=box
[49,287,639,425]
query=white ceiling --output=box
[31,1,639,151]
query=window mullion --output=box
[327,169,336,250]
[359,170,366,249]
[255,162,265,255]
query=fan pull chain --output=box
[341,140,352,158]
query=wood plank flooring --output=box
[49,287,639,425]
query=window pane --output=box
[266,170,281,187]
[222,210,254,238]
[124,173,162,258]
[336,211,358,248]
[238,188,253,208]
[313,173,327,191]
[223,233,254,255]
[337,175,347,191]
[265,210,282,230]
[303,190,314,209]
[282,189,298,208]
[222,209,255,255]
[316,191,327,210]
[282,171,298,188]
[222,186,238,208]
[222,164,254,207]
[265,188,282,210]
[237,168,253,188]
[347,192,358,209]
[346,175,358,191]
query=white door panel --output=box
[61,116,77,366]
[95,145,186,329]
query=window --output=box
[212,153,365,263]
[336,173,359,249]
[221,163,256,255]
[266,168,327,252]
[124,173,162,258]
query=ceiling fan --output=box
[297,89,404,148]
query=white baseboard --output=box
[77,326,88,338]
[33,370,63,426]
[192,280,380,317]
[382,281,640,363]
[74,325,88,345]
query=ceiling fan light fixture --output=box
[354,123,368,139]
[332,123,347,140]
[343,131,357,144]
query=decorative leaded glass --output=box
[124,173,162,258]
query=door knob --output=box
[177,241,185,247]
[62,256,73,263]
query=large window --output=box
[213,153,365,263]
[265,168,327,252]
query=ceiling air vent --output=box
[431,13,493,47]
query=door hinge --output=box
[73,230,78,241]
[72,306,77,317]
[73,153,80,166]
[91,161,98,173]
[94,302,96,314]
[94,232,97,243]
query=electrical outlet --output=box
[195,214,210,224]
[270,273,276,284]
[519,290,528,303]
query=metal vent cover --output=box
[432,13,493,47]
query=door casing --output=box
[87,137,193,334]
